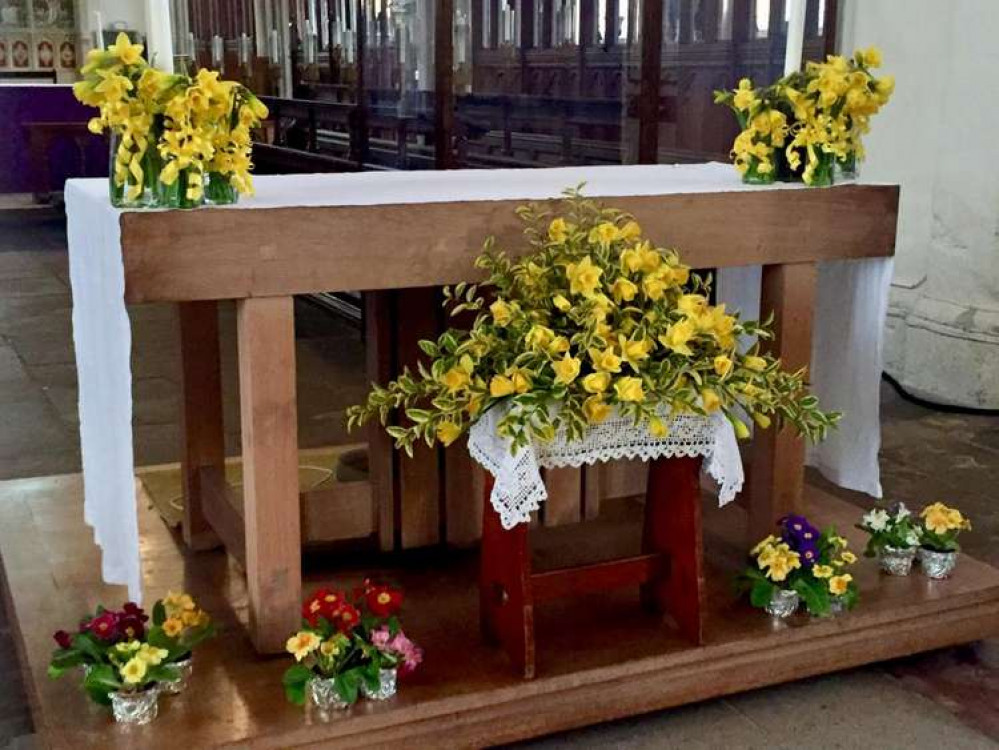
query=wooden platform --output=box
[2,473,998,749]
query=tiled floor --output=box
[0,207,997,749]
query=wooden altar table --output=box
[68,165,898,654]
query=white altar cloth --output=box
[469,407,743,530]
[65,162,893,601]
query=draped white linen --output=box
[65,162,892,600]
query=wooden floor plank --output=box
[1,473,997,749]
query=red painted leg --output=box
[641,456,705,645]
[480,475,536,679]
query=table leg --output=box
[236,296,302,653]
[480,475,536,679]
[748,262,817,542]
[641,456,704,645]
[178,301,224,551]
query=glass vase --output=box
[764,589,799,619]
[361,668,398,701]
[879,545,917,576]
[307,676,351,713]
[108,133,163,208]
[160,656,193,695]
[836,153,858,180]
[805,152,835,187]
[741,155,776,185]
[204,172,239,205]
[157,167,204,210]
[918,548,959,579]
[110,686,160,725]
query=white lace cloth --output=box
[468,405,744,529]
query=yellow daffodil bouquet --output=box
[714,47,894,185]
[73,32,268,208]
[347,189,839,456]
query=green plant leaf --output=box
[749,579,775,608]
[334,671,360,705]
[282,664,312,706]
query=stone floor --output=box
[0,207,997,749]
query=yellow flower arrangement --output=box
[715,47,893,185]
[347,190,839,455]
[740,517,860,616]
[73,32,267,208]
[918,501,971,553]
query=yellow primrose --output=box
[163,591,196,615]
[828,574,853,596]
[120,657,148,685]
[551,355,581,385]
[548,217,571,243]
[752,412,771,429]
[588,222,620,248]
[137,644,168,666]
[839,551,858,565]
[566,256,603,298]
[552,294,572,312]
[762,547,800,582]
[756,543,779,570]
[489,375,515,397]
[743,355,768,372]
[589,346,622,373]
[614,377,644,403]
[751,534,779,556]
[320,639,341,657]
[610,277,638,303]
[162,617,184,638]
[510,369,532,394]
[812,564,834,579]
[436,420,462,446]
[582,395,612,424]
[286,631,321,662]
[582,372,611,394]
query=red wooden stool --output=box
[479,456,705,679]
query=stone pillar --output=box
[838,0,999,409]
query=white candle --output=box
[783,0,805,75]
[305,19,316,64]
[269,28,281,60]
[144,0,175,72]
[212,34,224,71]
[93,11,104,50]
